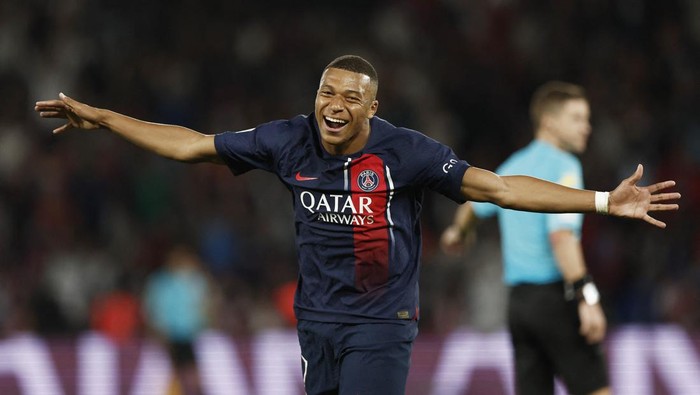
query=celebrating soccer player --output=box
[35,55,679,395]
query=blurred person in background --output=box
[441,82,610,395]
[273,280,298,328]
[90,271,142,345]
[143,244,213,395]
[35,55,678,394]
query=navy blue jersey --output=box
[215,114,470,323]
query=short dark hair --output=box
[530,81,587,130]
[324,55,379,90]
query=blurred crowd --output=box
[0,0,698,341]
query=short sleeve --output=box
[214,121,283,175]
[402,131,470,203]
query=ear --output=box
[367,100,379,119]
[539,112,557,132]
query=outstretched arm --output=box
[461,165,680,228]
[35,93,220,163]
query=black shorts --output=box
[167,340,197,369]
[508,282,609,395]
[297,319,418,395]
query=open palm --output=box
[608,164,680,228]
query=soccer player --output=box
[35,56,679,395]
[441,81,612,394]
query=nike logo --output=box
[295,172,318,181]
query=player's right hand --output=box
[35,93,101,134]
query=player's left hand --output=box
[608,164,680,228]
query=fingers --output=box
[59,92,75,108]
[35,97,70,123]
[580,318,601,344]
[59,92,83,111]
[38,110,65,118]
[585,324,605,344]
[440,228,460,246]
[36,103,64,108]
[53,122,72,135]
[579,305,606,344]
[643,214,666,229]
[35,99,67,108]
[36,93,80,132]
[36,105,64,112]
[649,203,680,211]
[35,93,75,112]
[440,229,464,256]
[626,164,644,185]
[650,192,681,203]
[647,180,677,194]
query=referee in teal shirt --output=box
[442,82,610,395]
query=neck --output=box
[535,133,562,151]
[323,122,371,156]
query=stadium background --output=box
[0,0,699,394]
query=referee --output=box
[442,81,610,395]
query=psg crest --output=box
[357,169,379,192]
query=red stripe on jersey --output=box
[349,154,390,291]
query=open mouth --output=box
[324,116,348,131]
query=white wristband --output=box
[595,191,609,215]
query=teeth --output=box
[325,116,347,124]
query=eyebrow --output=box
[319,85,364,96]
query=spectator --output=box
[90,272,142,345]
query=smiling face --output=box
[314,67,379,156]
